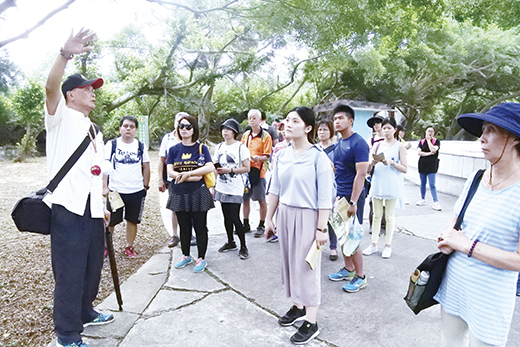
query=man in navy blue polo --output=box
[327,104,370,293]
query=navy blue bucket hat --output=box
[220,118,240,134]
[457,103,520,138]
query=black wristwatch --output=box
[144,185,150,190]
[317,227,328,234]
[349,200,357,206]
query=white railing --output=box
[405,140,489,197]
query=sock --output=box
[243,218,250,226]
[258,220,265,227]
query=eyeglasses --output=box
[178,123,193,130]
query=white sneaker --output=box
[416,199,426,206]
[362,244,378,256]
[382,246,392,258]
[404,200,410,205]
[432,202,442,211]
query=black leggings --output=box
[221,203,246,248]
[176,211,208,259]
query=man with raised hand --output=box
[327,104,370,293]
[44,29,114,347]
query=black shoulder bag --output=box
[245,130,263,186]
[11,127,98,235]
[404,169,485,314]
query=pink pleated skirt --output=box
[276,203,321,307]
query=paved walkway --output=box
[50,181,520,346]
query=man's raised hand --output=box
[62,28,96,56]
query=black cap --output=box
[62,73,103,98]
[367,112,384,128]
[220,118,240,134]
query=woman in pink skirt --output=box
[265,106,334,344]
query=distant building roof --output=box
[314,99,394,115]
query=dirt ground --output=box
[0,151,169,347]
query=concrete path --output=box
[50,181,520,346]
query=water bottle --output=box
[408,270,430,308]
[417,271,430,285]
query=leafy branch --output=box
[0,0,77,48]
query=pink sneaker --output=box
[124,246,136,257]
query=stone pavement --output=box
[50,180,520,346]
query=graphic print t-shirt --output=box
[104,138,150,194]
[214,142,250,197]
[167,142,212,194]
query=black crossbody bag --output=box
[404,169,485,314]
[11,127,98,235]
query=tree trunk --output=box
[15,123,31,162]
[199,83,215,141]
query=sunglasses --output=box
[178,123,193,130]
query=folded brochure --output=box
[305,240,322,270]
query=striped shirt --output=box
[435,170,520,345]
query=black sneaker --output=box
[243,224,251,233]
[239,247,249,259]
[218,242,237,253]
[190,235,197,246]
[168,235,179,248]
[278,305,306,326]
[254,225,265,238]
[290,320,319,345]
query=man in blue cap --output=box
[44,29,114,347]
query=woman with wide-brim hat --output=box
[366,112,385,148]
[435,103,520,347]
[366,112,386,230]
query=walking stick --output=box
[105,228,123,311]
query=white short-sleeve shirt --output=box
[214,141,250,197]
[159,131,179,182]
[43,97,104,218]
[104,138,150,194]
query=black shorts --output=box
[108,189,146,226]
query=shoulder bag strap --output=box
[314,148,321,193]
[46,126,98,193]
[138,140,144,164]
[453,169,485,230]
[110,138,117,169]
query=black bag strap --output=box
[46,125,98,193]
[453,169,485,230]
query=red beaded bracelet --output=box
[468,239,479,258]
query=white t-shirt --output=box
[214,141,250,197]
[43,97,105,218]
[104,138,150,194]
[159,131,179,182]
